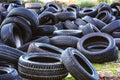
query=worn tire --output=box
[61,47,99,80]
[1,16,32,43]
[1,23,23,48]
[0,67,18,80]
[77,32,118,63]
[27,42,63,54]
[53,30,82,37]
[18,53,68,80]
[0,45,25,67]
[50,36,79,48]
[7,7,39,31]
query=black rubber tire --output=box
[53,30,82,37]
[93,18,106,30]
[81,23,100,35]
[68,4,80,11]
[110,2,120,17]
[61,47,99,80]
[0,14,3,25]
[18,36,50,52]
[74,18,87,26]
[7,3,21,12]
[27,42,63,54]
[96,11,113,24]
[35,25,57,36]
[64,20,78,29]
[44,2,62,12]
[63,7,76,13]
[82,16,98,27]
[101,20,120,33]
[78,8,97,18]
[18,53,68,80]
[55,12,76,21]
[1,16,32,43]
[0,45,25,67]
[114,38,120,50]
[50,36,79,48]
[77,32,118,63]
[1,23,23,48]
[55,21,64,30]
[44,7,58,13]
[0,61,14,68]
[7,7,39,31]
[112,31,120,38]
[38,11,57,25]
[25,2,41,9]
[97,2,113,14]
[0,67,18,80]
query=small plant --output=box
[77,0,96,8]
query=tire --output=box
[81,23,100,35]
[7,7,39,31]
[0,45,25,68]
[27,42,63,54]
[61,47,99,80]
[18,36,50,52]
[82,16,98,27]
[114,38,120,50]
[35,25,57,36]
[55,21,64,30]
[101,20,120,33]
[77,32,118,63]
[44,7,58,13]
[96,11,113,24]
[64,20,78,29]
[68,4,80,11]
[112,31,120,38]
[7,3,21,12]
[97,3,113,14]
[18,53,68,80]
[1,23,23,48]
[93,18,106,30]
[50,36,79,48]
[0,67,18,80]
[63,7,76,13]
[110,2,120,17]
[25,2,41,9]
[78,8,97,18]
[44,2,62,12]
[55,12,76,21]
[38,11,57,25]
[74,18,87,26]
[0,61,15,68]
[1,16,32,43]
[53,30,82,37]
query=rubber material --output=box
[18,53,68,80]
[77,32,118,63]
[7,7,39,31]
[27,42,63,54]
[53,30,82,37]
[18,36,50,52]
[61,47,99,80]
[0,67,18,80]
[50,36,79,48]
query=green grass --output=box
[64,52,120,80]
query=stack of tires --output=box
[0,1,119,80]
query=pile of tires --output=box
[0,1,119,80]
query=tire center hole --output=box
[29,57,59,63]
[0,70,7,74]
[74,54,93,74]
